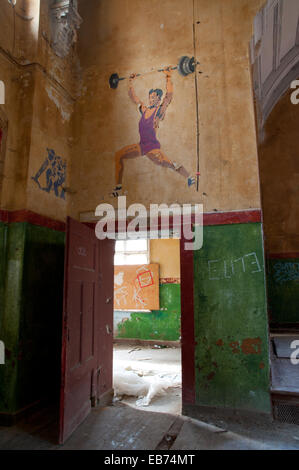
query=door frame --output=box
[87,216,197,410]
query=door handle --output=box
[106,297,112,304]
[106,324,112,335]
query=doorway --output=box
[112,238,182,415]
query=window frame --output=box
[114,239,150,266]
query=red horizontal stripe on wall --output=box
[89,209,262,232]
[0,209,66,232]
[267,252,299,259]
[160,277,180,284]
[0,208,261,233]
[203,209,261,226]
[0,210,9,223]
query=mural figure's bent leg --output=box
[146,148,195,187]
[112,143,142,196]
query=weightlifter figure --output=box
[111,68,195,197]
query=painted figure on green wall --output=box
[111,69,195,197]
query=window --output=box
[114,239,149,266]
[50,0,82,58]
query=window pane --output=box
[125,254,148,265]
[114,253,125,265]
[115,241,125,252]
[124,239,147,252]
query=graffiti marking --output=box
[208,252,262,281]
[32,148,66,199]
[273,261,299,284]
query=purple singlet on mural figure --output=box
[111,68,195,197]
[139,107,161,155]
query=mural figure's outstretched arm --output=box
[157,69,173,122]
[128,74,146,112]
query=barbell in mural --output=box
[109,57,201,197]
[109,56,199,89]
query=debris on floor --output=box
[114,367,181,407]
[128,347,142,353]
[113,344,182,414]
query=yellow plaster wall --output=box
[0,0,266,222]
[68,0,265,219]
[0,0,76,221]
[150,238,180,280]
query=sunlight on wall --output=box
[26,0,41,40]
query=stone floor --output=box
[1,344,299,450]
[1,401,299,450]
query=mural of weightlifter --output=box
[109,56,197,197]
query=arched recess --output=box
[251,0,299,331]
[0,108,8,208]
[251,2,299,418]
[251,0,299,328]
[251,0,299,139]
[258,88,299,327]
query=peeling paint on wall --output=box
[50,0,82,58]
[46,85,72,122]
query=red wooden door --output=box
[59,217,114,444]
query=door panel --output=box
[59,217,104,444]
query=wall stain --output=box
[241,338,262,355]
[229,341,240,353]
[207,371,215,381]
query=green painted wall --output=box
[0,223,26,414]
[0,222,8,330]
[193,223,271,414]
[266,257,299,324]
[0,222,65,416]
[116,283,181,341]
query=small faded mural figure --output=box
[111,69,195,196]
[32,148,66,199]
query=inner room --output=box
[1,0,299,452]
[113,237,182,415]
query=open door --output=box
[59,217,115,444]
